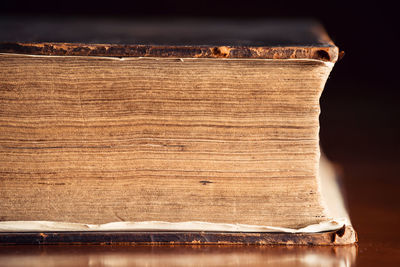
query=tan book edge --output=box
[0,54,356,245]
[0,155,357,245]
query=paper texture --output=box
[0,219,348,233]
[0,156,352,233]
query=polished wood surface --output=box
[339,161,400,266]
[0,245,357,266]
[319,82,400,266]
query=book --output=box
[0,17,356,245]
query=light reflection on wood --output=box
[0,245,357,267]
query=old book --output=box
[0,17,356,244]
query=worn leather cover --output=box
[0,225,356,245]
[0,17,338,61]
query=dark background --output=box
[2,1,400,264]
